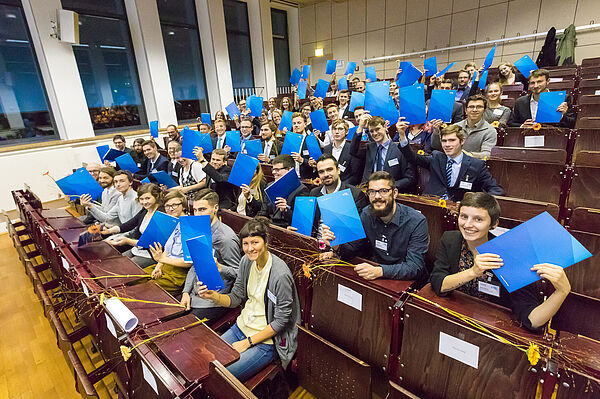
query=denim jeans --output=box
[221,323,276,381]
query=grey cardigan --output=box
[227,253,300,369]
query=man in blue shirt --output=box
[321,171,429,281]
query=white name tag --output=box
[62,257,70,271]
[50,240,56,249]
[81,281,90,297]
[500,94,508,99]
[337,284,362,311]
[490,226,510,236]
[493,108,504,116]
[459,181,472,190]
[388,158,399,167]
[597,75,600,79]
[595,90,600,96]
[550,77,563,82]
[105,313,117,338]
[375,239,388,251]
[439,331,479,369]
[267,289,277,305]
[339,164,346,172]
[478,281,501,297]
[302,150,309,156]
[172,172,178,177]
[137,163,141,167]
[524,135,545,148]
[142,362,159,395]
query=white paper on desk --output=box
[595,89,600,96]
[105,313,117,338]
[142,361,159,395]
[61,257,69,270]
[438,331,479,369]
[490,226,510,237]
[337,284,362,311]
[104,297,138,332]
[81,281,90,297]
[524,135,545,148]
[549,77,563,82]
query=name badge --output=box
[493,108,504,116]
[339,164,347,172]
[172,172,179,177]
[137,163,141,167]
[302,150,309,156]
[388,158,399,167]
[375,240,387,251]
[267,289,277,305]
[478,281,500,297]
[459,181,473,190]
[269,155,276,159]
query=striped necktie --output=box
[446,158,454,186]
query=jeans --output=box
[221,323,276,381]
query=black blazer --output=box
[136,154,169,179]
[361,141,415,192]
[167,161,182,184]
[308,181,369,234]
[399,144,504,201]
[323,141,362,186]
[339,105,353,120]
[202,163,239,211]
[265,183,309,228]
[261,139,282,161]
[429,230,542,330]
[298,136,318,179]
[507,93,575,128]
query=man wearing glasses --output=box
[321,171,429,281]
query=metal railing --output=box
[233,87,265,103]
[277,85,292,95]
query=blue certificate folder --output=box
[55,167,104,201]
[345,61,356,75]
[535,91,566,123]
[151,171,178,189]
[326,59,337,75]
[483,44,497,70]
[302,65,311,79]
[291,197,317,237]
[349,92,365,112]
[97,145,125,162]
[424,56,437,77]
[265,169,301,203]
[428,89,456,122]
[338,76,348,91]
[179,215,212,262]
[514,55,538,78]
[436,62,455,77]
[137,211,179,249]
[314,79,330,99]
[317,189,365,246]
[244,139,263,158]
[281,132,303,155]
[396,62,422,87]
[298,80,308,100]
[201,113,212,124]
[247,95,264,117]
[305,133,322,160]
[115,153,140,173]
[289,68,301,85]
[187,235,224,291]
[226,131,241,152]
[477,212,592,293]
[398,83,427,125]
[182,129,213,159]
[150,120,159,138]
[225,101,241,118]
[310,109,329,133]
[365,66,377,81]
[228,153,259,187]
[96,145,109,161]
[279,110,293,132]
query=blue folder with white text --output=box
[187,235,224,291]
[291,197,317,237]
[115,153,140,173]
[535,91,566,124]
[281,132,303,155]
[228,153,259,187]
[179,215,212,262]
[55,168,104,201]
[265,169,301,203]
[317,189,366,246]
[137,212,179,249]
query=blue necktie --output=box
[446,158,454,186]
[376,145,385,171]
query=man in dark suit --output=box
[195,148,239,211]
[323,119,362,185]
[166,140,183,183]
[290,112,318,179]
[396,121,504,202]
[508,68,575,129]
[135,139,169,179]
[211,119,230,153]
[351,115,415,193]
[257,121,281,163]
[338,90,353,120]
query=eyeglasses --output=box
[272,167,288,173]
[367,188,393,197]
[466,105,484,110]
[165,202,183,209]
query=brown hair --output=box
[530,68,550,80]
[367,116,386,129]
[212,148,227,159]
[163,191,188,213]
[239,216,270,244]
[325,103,339,112]
[142,140,157,149]
[466,94,488,110]
[261,121,277,132]
[331,119,349,132]
[193,188,219,207]
[440,124,465,141]
[459,192,501,227]
[292,112,306,121]
[114,170,133,182]
[137,183,163,205]
[100,166,117,178]
[368,171,395,188]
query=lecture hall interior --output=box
[2,0,600,398]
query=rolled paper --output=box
[104,297,139,332]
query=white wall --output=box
[299,0,600,80]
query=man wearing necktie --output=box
[212,120,231,154]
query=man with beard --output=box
[79,166,120,224]
[321,171,429,281]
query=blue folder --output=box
[226,131,241,152]
[104,148,126,162]
[244,139,263,158]
[424,56,437,77]
[477,212,592,293]
[181,129,207,159]
[398,83,427,125]
[228,153,259,187]
[326,59,337,75]
[514,55,538,78]
[141,177,151,184]
[298,80,308,100]
[279,110,293,132]
[150,120,159,138]
[365,66,377,82]
[199,132,213,154]
[115,153,140,173]
[225,101,241,118]
[265,169,301,203]
[246,95,263,117]
[428,89,455,122]
[187,235,224,291]
[96,145,109,161]
[365,80,390,114]
[201,113,212,124]
[302,65,311,79]
[380,97,400,125]
[151,171,178,189]
[535,91,566,123]
[281,132,303,155]
[291,197,317,237]
[483,44,497,71]
[435,62,456,77]
[349,92,365,112]
[305,133,322,160]
[478,70,489,90]
[338,76,348,91]
[396,62,422,87]
[290,68,301,85]
[179,215,212,262]
[309,109,329,133]
[345,61,357,75]
[55,167,104,201]
[346,126,359,141]
[316,189,366,246]
[314,79,330,99]
[137,212,179,249]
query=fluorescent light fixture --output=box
[315,48,324,57]
[5,39,29,44]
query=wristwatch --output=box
[247,336,253,347]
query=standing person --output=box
[290,113,318,179]
[454,70,472,103]
[337,90,353,120]
[197,217,301,381]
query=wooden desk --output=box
[56,227,89,244]
[45,216,86,230]
[40,208,74,218]
[69,241,123,262]
[84,257,148,289]
[553,333,600,399]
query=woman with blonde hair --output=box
[237,164,267,217]
[483,82,511,125]
[498,62,528,90]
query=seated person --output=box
[181,189,241,320]
[145,191,190,296]
[102,183,164,268]
[197,217,301,381]
[338,90,353,119]
[194,147,239,211]
[211,119,231,152]
[397,122,504,201]
[482,82,511,125]
[170,155,207,200]
[508,68,575,129]
[166,124,182,143]
[431,95,498,159]
[131,138,146,167]
[239,165,267,217]
[258,121,281,163]
[112,134,135,160]
[79,166,119,224]
[322,171,429,281]
[166,140,183,184]
[135,140,169,179]
[429,192,571,330]
[264,154,309,228]
[290,113,318,179]
[392,123,433,153]
[454,70,473,103]
[498,62,529,90]
[429,78,465,124]
[80,170,142,227]
[240,118,256,153]
[323,119,362,186]
[86,162,102,181]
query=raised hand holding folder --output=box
[477,212,592,293]
[317,189,366,246]
[226,130,242,152]
[302,65,311,79]
[435,62,456,77]
[150,120,159,138]
[338,76,348,91]
[398,83,427,125]
[514,55,538,78]
[309,109,329,133]
[483,44,497,70]
[100,148,126,162]
[246,95,264,117]
[424,56,437,77]
[187,235,225,291]
[151,171,178,189]
[290,68,301,85]
[305,133,322,160]
[137,211,179,249]
[228,153,260,187]
[396,62,422,87]
[291,197,317,237]
[349,92,365,112]
[225,101,241,118]
[279,110,293,132]
[200,113,212,124]
[244,139,263,159]
[535,91,566,123]
[115,153,140,173]
[55,167,104,201]
[326,59,337,75]
[265,169,301,203]
[344,61,357,76]
[281,132,303,155]
[179,215,212,262]
[365,66,377,82]
[478,70,489,90]
[314,79,330,99]
[96,145,109,161]
[298,80,308,100]
[428,89,455,122]
[182,129,212,159]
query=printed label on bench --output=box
[524,135,545,148]
[142,361,159,394]
[337,284,362,311]
[438,331,479,369]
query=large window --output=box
[0,0,57,145]
[62,0,147,133]
[157,0,209,122]
[271,8,290,90]
[223,0,254,89]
